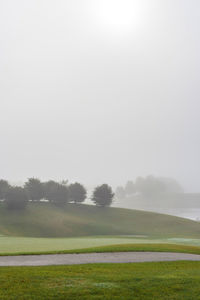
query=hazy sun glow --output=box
[93,0,144,35]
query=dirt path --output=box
[0,252,200,266]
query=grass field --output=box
[0,236,152,254]
[0,203,200,238]
[1,236,200,255]
[1,262,200,299]
[1,204,200,299]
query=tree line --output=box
[0,179,114,210]
[115,175,183,199]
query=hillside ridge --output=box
[0,203,199,238]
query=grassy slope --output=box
[0,203,200,238]
[66,243,200,255]
[1,262,200,299]
[2,243,200,256]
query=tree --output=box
[158,177,183,193]
[125,181,135,196]
[135,175,166,196]
[5,187,28,210]
[134,175,183,197]
[92,184,114,207]
[68,182,87,204]
[25,178,44,201]
[43,180,69,205]
[43,180,57,202]
[0,180,10,200]
[115,186,126,199]
[55,183,69,206]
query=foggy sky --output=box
[0,0,200,191]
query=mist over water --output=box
[113,200,200,221]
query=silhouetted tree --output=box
[43,180,57,202]
[54,183,69,206]
[92,184,114,207]
[5,187,28,210]
[43,180,69,205]
[69,182,87,204]
[25,178,44,201]
[0,180,10,200]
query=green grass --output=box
[0,202,200,238]
[0,236,156,255]
[67,243,200,255]
[1,262,200,299]
[1,236,200,255]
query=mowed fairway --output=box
[2,236,200,255]
[1,262,200,299]
[0,236,154,254]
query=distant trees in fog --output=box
[91,184,114,207]
[0,174,184,210]
[125,181,135,196]
[25,178,44,201]
[115,175,183,199]
[43,180,69,205]
[69,183,87,204]
[0,178,114,210]
[5,187,28,210]
[0,180,10,200]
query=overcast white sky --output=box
[0,0,200,191]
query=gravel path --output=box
[1,252,200,266]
